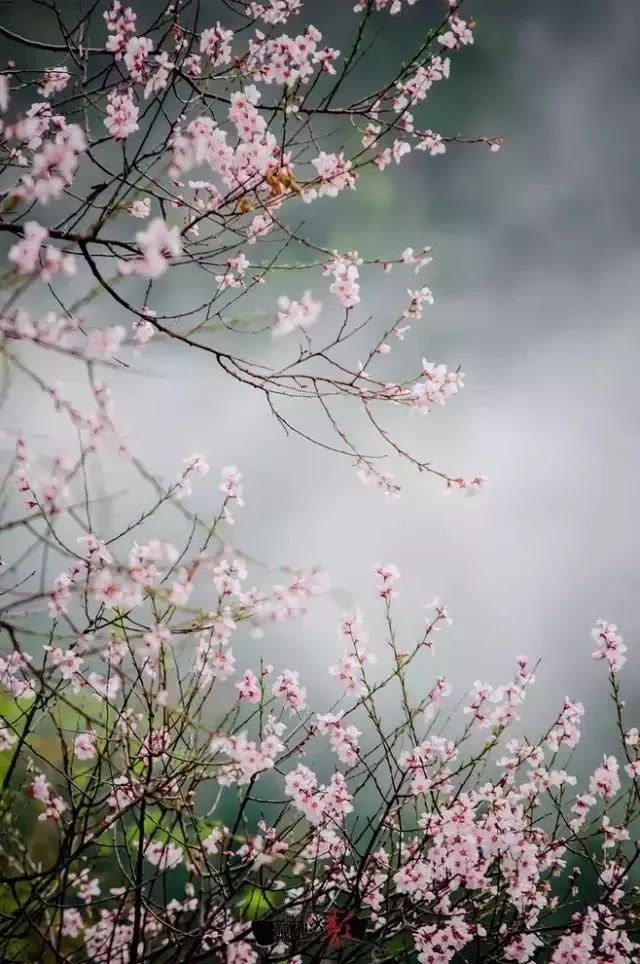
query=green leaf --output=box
[0,689,34,730]
[380,932,412,956]
[0,880,32,914]
[1,194,22,214]
[236,885,281,920]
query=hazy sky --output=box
[3,0,640,760]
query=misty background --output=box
[1,0,639,776]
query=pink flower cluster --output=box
[591,619,628,673]
[30,773,67,822]
[273,290,322,337]
[1,5,637,964]
[9,221,76,279]
[284,764,353,826]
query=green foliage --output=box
[0,689,34,783]
[236,883,281,920]
[0,689,34,730]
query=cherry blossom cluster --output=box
[1,529,639,963]
[8,221,76,279]
[1,2,636,963]
[0,0,494,498]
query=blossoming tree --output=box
[0,1,638,963]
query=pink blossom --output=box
[273,290,322,337]
[48,571,73,617]
[139,625,172,666]
[124,35,153,80]
[236,669,261,702]
[104,88,139,140]
[549,930,593,964]
[60,907,84,937]
[202,826,226,854]
[144,840,183,870]
[625,726,639,747]
[416,130,446,156]
[85,325,126,361]
[31,773,51,803]
[214,730,282,785]
[68,868,101,904]
[0,726,17,751]
[183,452,210,476]
[10,124,86,204]
[30,774,67,822]
[504,934,542,964]
[74,731,98,760]
[439,15,474,50]
[248,1,302,25]
[272,669,307,712]
[47,646,83,680]
[200,23,233,66]
[167,569,193,605]
[219,465,244,508]
[323,252,361,308]
[329,653,365,694]
[8,221,48,275]
[133,315,155,348]
[104,0,137,59]
[310,151,356,198]
[92,568,137,606]
[128,197,150,218]
[589,755,621,801]
[144,52,173,98]
[373,562,401,599]
[38,66,71,99]
[183,53,202,76]
[591,619,627,673]
[78,534,113,564]
[215,253,250,290]
[118,217,182,278]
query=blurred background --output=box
[1,0,640,776]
